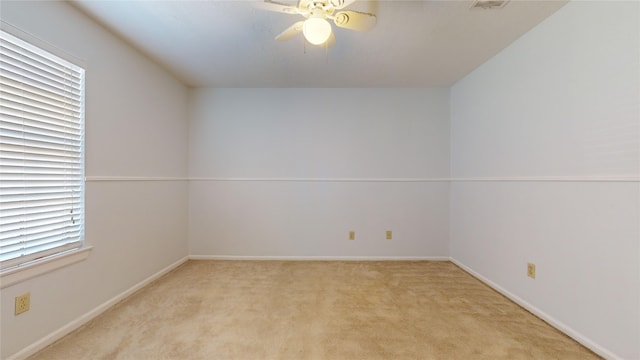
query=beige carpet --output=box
[30,261,599,359]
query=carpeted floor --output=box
[30,261,600,359]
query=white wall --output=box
[450,1,639,359]
[0,1,189,358]
[189,88,450,257]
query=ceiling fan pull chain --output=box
[325,43,329,63]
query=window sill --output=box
[0,246,93,289]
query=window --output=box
[0,29,85,272]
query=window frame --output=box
[0,23,91,288]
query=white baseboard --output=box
[7,256,189,360]
[189,255,450,261]
[449,258,620,360]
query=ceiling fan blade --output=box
[333,10,376,31]
[254,1,300,15]
[329,0,357,9]
[276,21,304,41]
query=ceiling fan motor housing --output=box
[306,1,334,15]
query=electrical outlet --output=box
[527,263,536,279]
[15,292,30,315]
[386,230,392,240]
[349,231,355,240]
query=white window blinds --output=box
[0,30,85,271]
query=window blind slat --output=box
[1,115,81,138]
[0,29,84,271]
[1,89,81,116]
[0,218,82,234]
[0,194,82,211]
[1,133,81,152]
[1,97,80,124]
[0,64,81,99]
[0,85,81,113]
[1,75,81,105]
[0,157,81,169]
[0,135,81,152]
[1,167,82,175]
[0,241,81,267]
[1,145,82,160]
[0,167,82,178]
[0,149,81,163]
[0,63,81,101]
[0,163,81,171]
[1,179,82,186]
[0,76,83,107]
[1,106,81,130]
[0,46,82,89]
[3,229,83,257]
[1,226,83,261]
[1,202,81,219]
[1,81,81,107]
[0,193,81,203]
[0,46,81,85]
[1,38,82,78]
[0,224,79,255]
[0,212,77,234]
[1,124,81,144]
[0,45,82,83]
[0,186,82,194]
[1,237,82,262]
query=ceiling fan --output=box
[256,0,377,47]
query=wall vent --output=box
[471,0,510,9]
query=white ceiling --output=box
[71,0,568,87]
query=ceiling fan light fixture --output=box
[302,17,332,45]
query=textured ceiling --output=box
[71,0,568,87]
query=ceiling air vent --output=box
[471,0,509,9]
